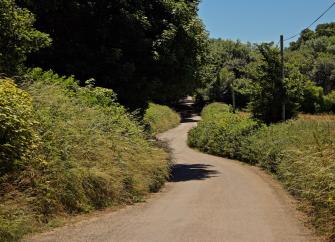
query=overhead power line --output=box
[284,0,335,42]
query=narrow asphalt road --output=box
[26,116,319,242]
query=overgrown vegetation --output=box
[188,103,335,239]
[0,69,170,242]
[188,103,260,159]
[2,0,335,240]
[144,103,180,135]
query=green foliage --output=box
[18,0,209,108]
[243,43,305,123]
[323,90,335,113]
[0,69,170,241]
[301,83,324,114]
[196,39,254,107]
[188,103,260,159]
[0,79,39,174]
[144,103,180,135]
[0,0,51,75]
[200,102,232,119]
[287,22,335,113]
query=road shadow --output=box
[181,116,199,123]
[170,164,219,182]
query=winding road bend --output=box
[26,115,319,242]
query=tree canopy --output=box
[18,0,209,108]
[0,0,51,75]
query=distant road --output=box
[26,116,319,242]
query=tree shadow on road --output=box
[170,164,219,182]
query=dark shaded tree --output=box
[18,0,209,108]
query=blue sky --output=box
[198,0,335,44]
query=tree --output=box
[313,53,335,94]
[244,43,305,123]
[0,0,51,75]
[18,0,209,108]
[288,22,335,96]
[196,39,254,107]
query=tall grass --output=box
[0,69,170,242]
[241,119,335,237]
[144,103,180,135]
[188,103,335,239]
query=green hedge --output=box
[144,103,180,135]
[0,69,170,242]
[188,103,260,160]
[188,102,335,239]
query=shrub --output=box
[301,84,324,114]
[0,79,39,174]
[200,102,232,120]
[188,103,259,160]
[144,103,180,135]
[323,90,335,113]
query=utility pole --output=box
[280,35,286,121]
[231,86,236,113]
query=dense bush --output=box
[188,103,335,238]
[323,90,335,113]
[0,79,39,174]
[300,83,335,114]
[0,69,170,242]
[200,102,232,119]
[188,103,260,159]
[144,103,180,135]
[301,84,324,114]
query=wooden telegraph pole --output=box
[232,86,236,113]
[280,35,286,121]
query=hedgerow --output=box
[0,69,170,242]
[188,103,260,159]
